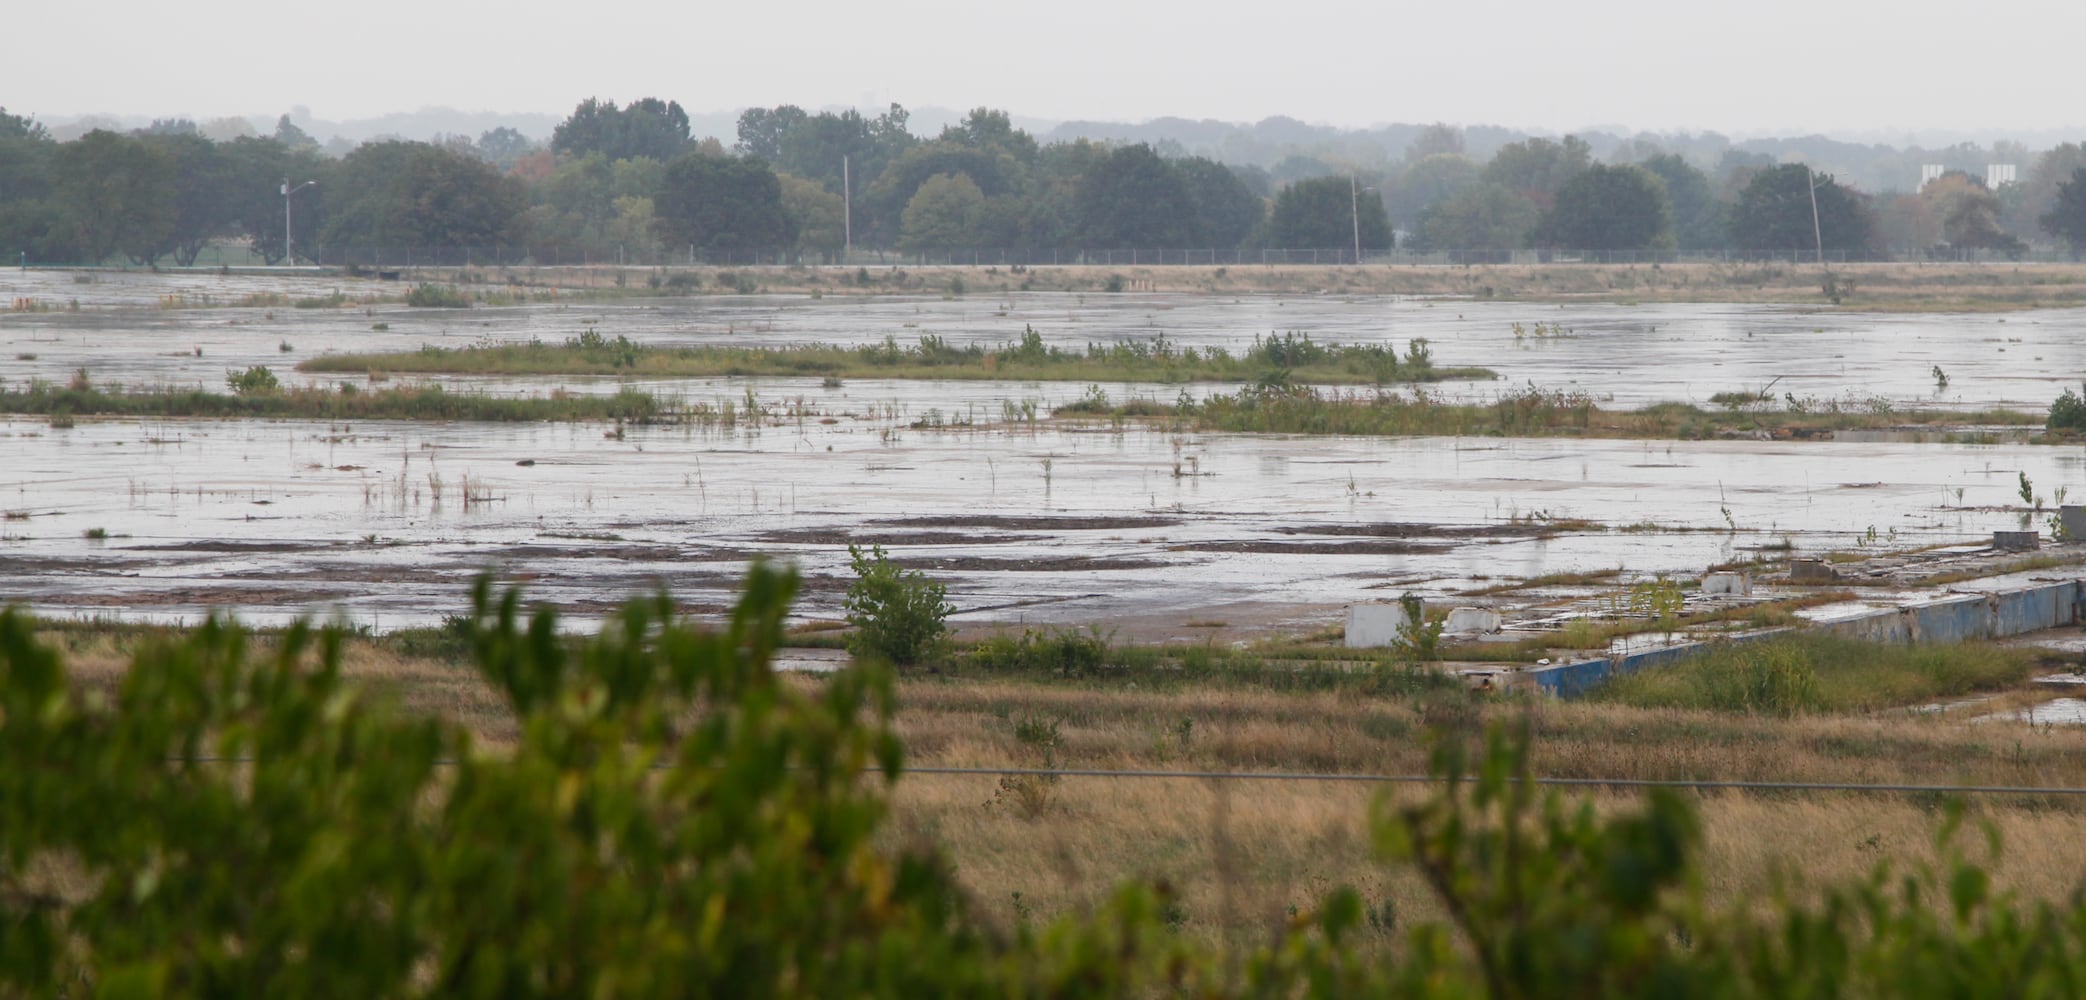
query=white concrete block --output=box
[1345,601,1411,648]
[1444,607,1503,634]
[1701,572,1752,597]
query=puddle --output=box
[1979,697,2086,725]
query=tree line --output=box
[5,101,2086,265]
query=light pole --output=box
[282,178,317,266]
[1350,175,1380,265]
[1802,165,1826,266]
[1351,174,1361,264]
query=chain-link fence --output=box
[8,245,2080,270]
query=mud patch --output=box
[756,528,1042,547]
[1275,522,1551,540]
[889,554,1172,573]
[43,588,350,607]
[1169,539,1451,555]
[129,540,330,554]
[878,515,1181,531]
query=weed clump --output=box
[225,365,280,395]
[404,283,471,308]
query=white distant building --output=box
[1920,164,1946,189]
[1987,164,2018,187]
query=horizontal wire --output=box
[155,757,2086,797]
[903,766,2086,796]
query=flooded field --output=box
[8,270,2086,412]
[4,270,2085,634]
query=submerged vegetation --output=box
[1092,382,2041,441]
[0,377,673,423]
[298,327,1496,385]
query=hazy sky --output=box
[9,0,2082,135]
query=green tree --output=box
[774,105,917,203]
[1075,144,1194,248]
[1404,122,1465,161]
[1925,172,2020,256]
[1265,175,1390,251]
[653,152,794,254]
[215,136,323,264]
[937,107,1038,163]
[0,106,49,142]
[778,173,846,258]
[1729,163,1873,256]
[321,141,524,251]
[1175,156,1264,248]
[862,142,1015,246]
[52,130,175,264]
[1384,154,1479,231]
[733,104,809,160]
[2041,168,2086,257]
[521,152,665,258]
[898,172,984,254]
[474,127,537,171]
[1411,181,1538,251]
[0,130,65,261]
[1540,163,1671,250]
[135,132,238,265]
[552,97,692,163]
[1637,154,1722,249]
[271,114,318,152]
[1481,135,1591,207]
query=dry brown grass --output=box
[882,678,2086,944]
[49,627,2086,947]
[443,261,2086,311]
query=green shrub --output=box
[404,283,471,308]
[968,627,1111,677]
[225,365,280,395]
[843,543,953,666]
[1396,593,1445,661]
[2049,383,2086,432]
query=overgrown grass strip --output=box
[1590,633,2045,714]
[298,327,1496,385]
[0,383,672,423]
[1078,385,2042,440]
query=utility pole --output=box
[843,155,852,260]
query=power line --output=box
[156,757,2086,797]
[902,766,2086,797]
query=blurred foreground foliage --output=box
[6,566,2086,996]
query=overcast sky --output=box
[9,0,2082,136]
